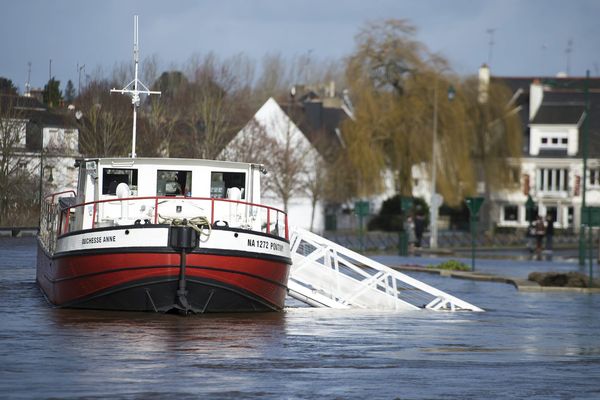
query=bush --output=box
[367,195,428,232]
[430,260,470,271]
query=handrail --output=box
[58,195,286,215]
[54,194,288,240]
[44,190,76,204]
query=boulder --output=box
[528,271,592,288]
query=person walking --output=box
[414,213,425,249]
[404,216,416,255]
[534,215,546,260]
[545,214,555,253]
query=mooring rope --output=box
[158,214,212,239]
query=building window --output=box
[539,134,568,150]
[536,168,569,192]
[546,206,557,223]
[589,168,600,187]
[568,207,574,226]
[503,205,519,222]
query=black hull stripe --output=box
[43,262,288,289]
[52,246,292,265]
[60,276,280,312]
[56,224,290,243]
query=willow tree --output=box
[462,76,523,226]
[341,19,447,199]
[339,19,521,208]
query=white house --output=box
[485,70,600,230]
[220,97,326,233]
[1,95,81,198]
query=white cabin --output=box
[59,157,286,239]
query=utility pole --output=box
[430,77,439,249]
[566,39,573,76]
[486,28,496,66]
[579,70,590,266]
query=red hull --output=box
[36,242,290,312]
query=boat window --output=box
[211,172,245,199]
[102,168,138,195]
[157,170,192,196]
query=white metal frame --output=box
[288,227,484,312]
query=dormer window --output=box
[539,134,568,150]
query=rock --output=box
[528,271,592,288]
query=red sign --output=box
[522,174,530,195]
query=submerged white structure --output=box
[288,227,484,312]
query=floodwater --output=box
[1,237,600,399]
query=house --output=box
[0,94,81,199]
[483,67,600,231]
[220,84,352,233]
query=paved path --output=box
[372,252,600,293]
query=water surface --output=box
[1,237,599,399]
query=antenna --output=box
[111,15,161,158]
[77,63,85,96]
[486,28,496,66]
[25,62,31,96]
[565,38,573,76]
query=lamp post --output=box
[430,82,455,249]
[579,70,590,267]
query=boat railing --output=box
[50,195,288,243]
[39,190,76,253]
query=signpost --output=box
[581,206,600,286]
[465,197,484,272]
[355,200,370,253]
[525,195,535,223]
[398,197,414,256]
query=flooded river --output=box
[1,237,599,399]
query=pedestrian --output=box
[414,213,425,248]
[534,215,546,260]
[526,219,536,254]
[404,216,416,255]
[545,214,555,252]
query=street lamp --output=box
[430,82,455,249]
[579,70,590,267]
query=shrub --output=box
[431,260,470,271]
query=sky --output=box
[2,0,600,93]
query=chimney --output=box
[529,79,544,121]
[478,64,490,104]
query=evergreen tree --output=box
[43,78,63,107]
[64,80,76,103]
[0,77,18,95]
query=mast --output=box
[111,15,161,158]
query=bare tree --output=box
[77,81,131,157]
[0,96,30,224]
[184,53,253,159]
[219,118,275,163]
[137,97,180,157]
